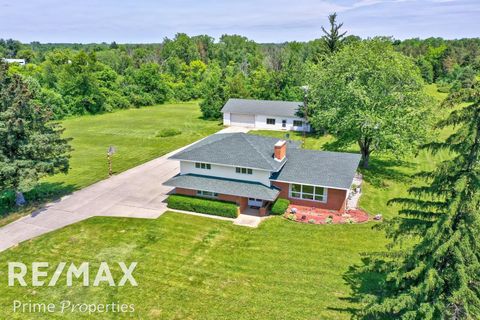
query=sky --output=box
[0,0,478,43]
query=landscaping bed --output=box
[284,205,369,224]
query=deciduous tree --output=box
[308,39,431,168]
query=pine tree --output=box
[361,87,480,319]
[0,61,72,205]
[321,13,347,54]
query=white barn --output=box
[221,98,310,132]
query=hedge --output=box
[167,194,238,218]
[271,198,290,215]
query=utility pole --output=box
[301,85,309,149]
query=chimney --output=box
[274,140,287,161]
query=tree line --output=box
[2,30,478,121]
[1,14,479,319]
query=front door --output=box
[282,120,287,128]
[248,198,263,207]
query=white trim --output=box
[176,159,274,172]
[271,179,349,191]
[288,183,328,203]
[196,190,219,198]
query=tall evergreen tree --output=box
[321,13,347,54]
[0,61,71,205]
[361,87,480,319]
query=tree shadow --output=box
[327,256,389,319]
[360,158,415,188]
[0,182,76,218]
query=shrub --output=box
[325,216,333,224]
[308,219,316,224]
[156,128,182,138]
[287,214,296,221]
[167,194,238,218]
[271,198,290,215]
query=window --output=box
[290,184,327,202]
[195,162,211,170]
[293,120,303,127]
[236,167,253,175]
[197,190,218,198]
[266,118,276,125]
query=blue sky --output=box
[0,0,478,43]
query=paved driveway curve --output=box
[0,126,250,252]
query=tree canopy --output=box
[308,39,432,167]
[0,61,71,205]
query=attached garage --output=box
[230,113,255,127]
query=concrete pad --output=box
[233,214,263,228]
[98,204,164,219]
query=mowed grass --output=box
[0,101,221,220]
[0,85,456,319]
[0,213,387,319]
[254,84,452,219]
[46,101,221,190]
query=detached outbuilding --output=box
[221,98,310,132]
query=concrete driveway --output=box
[0,126,251,252]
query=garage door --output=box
[230,114,255,127]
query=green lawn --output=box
[254,84,452,219]
[47,101,221,192]
[0,86,456,319]
[0,213,387,319]
[0,101,221,219]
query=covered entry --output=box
[230,113,255,127]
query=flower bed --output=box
[284,205,369,224]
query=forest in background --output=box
[1,34,479,120]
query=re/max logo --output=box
[8,262,138,287]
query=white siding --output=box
[223,112,231,125]
[180,161,271,186]
[230,114,255,127]
[254,114,310,132]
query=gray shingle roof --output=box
[164,174,280,201]
[271,149,361,190]
[170,133,300,171]
[221,98,303,118]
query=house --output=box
[164,133,360,215]
[221,98,311,132]
[2,58,26,66]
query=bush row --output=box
[166,194,238,218]
[270,198,290,215]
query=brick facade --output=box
[271,181,347,213]
[173,182,347,214]
[174,188,248,212]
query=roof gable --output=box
[170,133,299,171]
[221,98,303,118]
[271,149,361,190]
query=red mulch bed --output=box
[284,205,369,224]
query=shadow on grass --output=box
[361,158,415,189]
[0,182,76,219]
[327,257,389,319]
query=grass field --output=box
[0,101,221,220]
[254,84,452,219]
[0,213,387,319]
[0,86,456,319]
